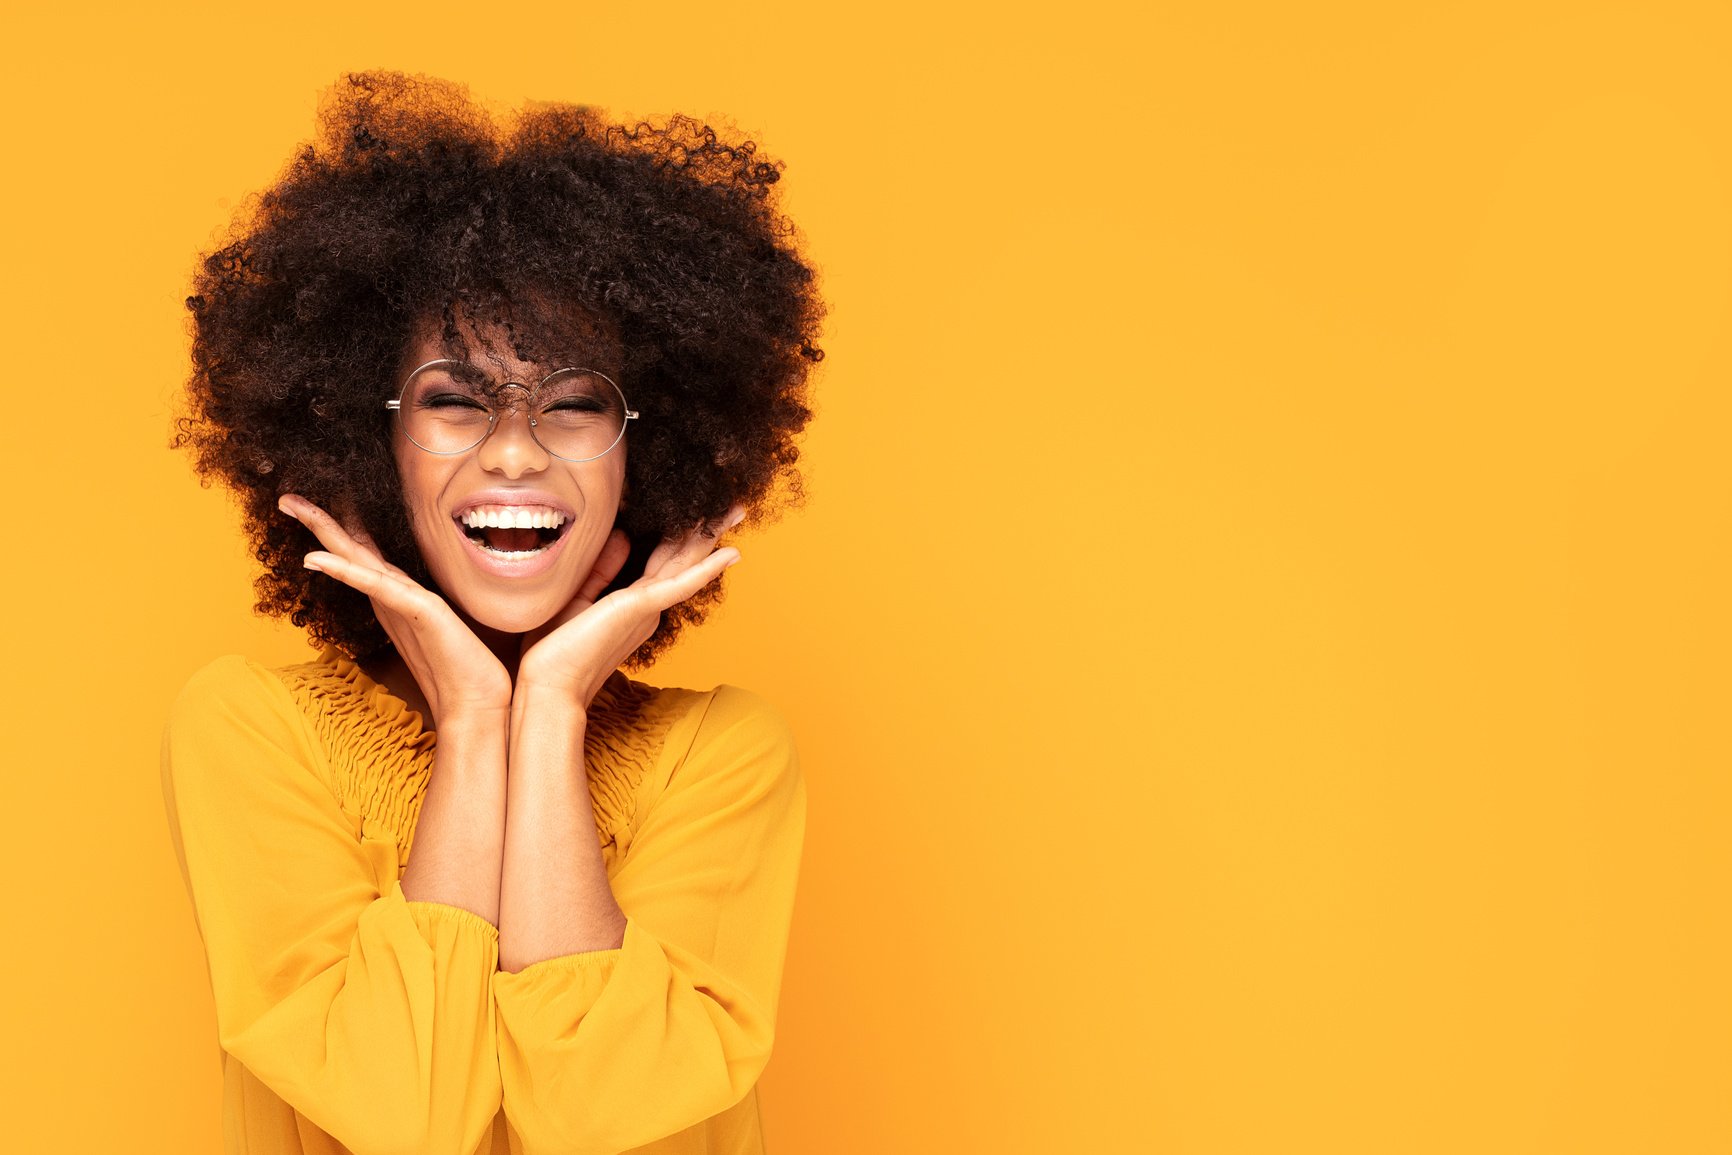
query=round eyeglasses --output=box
[386,359,638,462]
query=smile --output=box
[451,503,574,567]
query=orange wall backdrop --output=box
[5,2,1731,1151]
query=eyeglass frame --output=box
[385,358,639,463]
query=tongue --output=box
[483,527,540,552]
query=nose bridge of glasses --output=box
[481,384,548,439]
[487,380,535,412]
[471,382,549,462]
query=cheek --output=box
[606,450,628,507]
[595,463,627,526]
[393,439,436,510]
[391,447,447,555]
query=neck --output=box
[360,615,527,724]
[467,618,526,679]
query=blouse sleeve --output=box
[160,656,504,1155]
[491,684,809,1155]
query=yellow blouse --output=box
[160,647,807,1155]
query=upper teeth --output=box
[459,506,567,530]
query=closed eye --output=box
[542,397,608,413]
[423,393,491,411]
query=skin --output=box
[277,316,742,972]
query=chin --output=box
[460,598,563,638]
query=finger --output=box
[285,494,403,577]
[279,494,393,572]
[341,518,413,580]
[303,549,439,621]
[578,528,632,603]
[643,505,745,580]
[639,543,740,608]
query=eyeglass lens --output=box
[400,362,628,460]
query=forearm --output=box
[498,685,627,974]
[399,707,509,926]
[488,685,806,1154]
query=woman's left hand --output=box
[516,505,745,713]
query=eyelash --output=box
[422,393,488,410]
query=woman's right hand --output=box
[278,493,512,725]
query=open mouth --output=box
[455,506,572,559]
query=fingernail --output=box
[724,552,741,568]
[726,507,746,529]
[304,554,325,572]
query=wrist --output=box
[429,677,514,725]
[509,678,589,729]
[512,657,598,706]
[435,702,512,741]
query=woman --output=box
[161,71,824,1155]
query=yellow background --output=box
[3,1,1729,1151]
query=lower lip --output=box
[451,518,571,579]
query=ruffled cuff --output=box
[489,917,642,1047]
[397,879,502,951]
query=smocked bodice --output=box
[271,646,687,871]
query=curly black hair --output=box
[174,71,824,668]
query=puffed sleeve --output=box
[160,656,504,1155]
[491,684,808,1155]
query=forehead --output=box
[401,303,621,379]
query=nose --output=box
[475,400,550,479]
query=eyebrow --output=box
[425,359,536,383]
[420,359,602,390]
[424,360,491,379]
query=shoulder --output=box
[620,682,806,852]
[675,684,804,801]
[592,674,797,765]
[584,677,798,857]
[691,684,798,752]
[165,654,305,730]
[161,655,325,791]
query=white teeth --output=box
[458,505,568,530]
